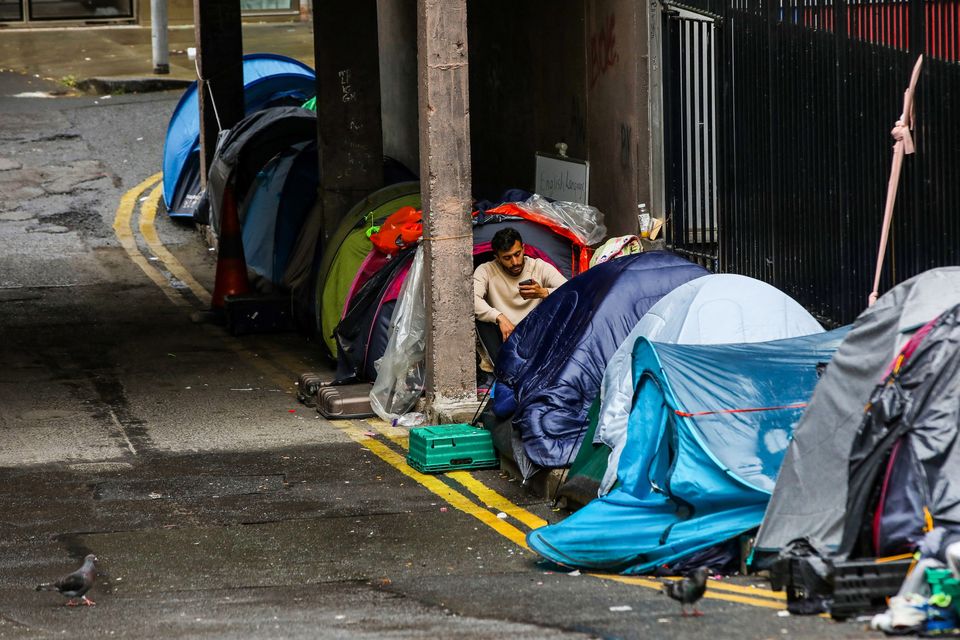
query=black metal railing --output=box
[663,0,960,325]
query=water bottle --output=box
[393,412,426,427]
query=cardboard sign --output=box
[535,153,589,205]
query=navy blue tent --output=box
[526,327,850,574]
[239,141,318,287]
[162,53,315,218]
[495,251,708,470]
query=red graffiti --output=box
[589,13,619,88]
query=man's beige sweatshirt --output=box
[473,257,567,325]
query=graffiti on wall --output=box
[589,13,619,88]
[338,68,357,103]
[620,123,632,169]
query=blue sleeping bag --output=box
[494,251,708,468]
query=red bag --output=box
[369,206,423,254]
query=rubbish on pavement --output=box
[392,412,426,428]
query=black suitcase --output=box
[317,383,375,419]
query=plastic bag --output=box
[517,194,607,246]
[370,245,426,422]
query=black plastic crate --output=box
[829,558,913,621]
[771,553,912,618]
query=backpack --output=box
[369,206,422,254]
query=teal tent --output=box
[527,328,849,574]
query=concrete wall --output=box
[466,0,586,202]
[585,0,648,237]
[150,0,652,238]
[377,0,420,176]
[465,0,649,236]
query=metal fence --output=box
[662,0,960,325]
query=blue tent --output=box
[526,327,849,574]
[239,141,318,287]
[162,53,316,217]
[494,251,708,471]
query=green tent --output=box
[315,181,421,357]
[555,398,611,508]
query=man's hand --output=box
[496,314,516,341]
[518,279,549,300]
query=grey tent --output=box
[840,303,960,559]
[754,267,960,559]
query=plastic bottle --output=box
[393,412,426,427]
[638,203,651,239]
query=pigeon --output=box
[661,566,709,616]
[36,554,98,606]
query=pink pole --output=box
[868,55,924,306]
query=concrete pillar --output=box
[417,0,476,417]
[312,0,384,244]
[377,0,419,175]
[151,0,170,74]
[193,0,244,182]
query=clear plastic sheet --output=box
[370,245,426,422]
[518,194,607,246]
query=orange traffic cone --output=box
[211,182,250,310]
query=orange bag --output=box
[369,206,423,254]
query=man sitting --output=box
[473,227,567,365]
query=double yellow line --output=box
[114,175,787,611]
[334,417,786,610]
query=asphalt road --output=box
[0,71,882,639]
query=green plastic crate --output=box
[926,568,960,599]
[406,423,498,473]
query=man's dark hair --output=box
[491,227,523,255]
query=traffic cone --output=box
[211,182,250,310]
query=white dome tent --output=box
[595,273,825,495]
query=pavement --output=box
[0,22,894,634]
[0,20,316,95]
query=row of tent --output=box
[162,54,960,587]
[160,54,599,383]
[483,258,960,579]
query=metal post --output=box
[151,0,169,75]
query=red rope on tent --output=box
[674,402,808,418]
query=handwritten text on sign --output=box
[535,153,589,205]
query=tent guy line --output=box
[114,174,787,612]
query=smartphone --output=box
[519,279,534,286]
